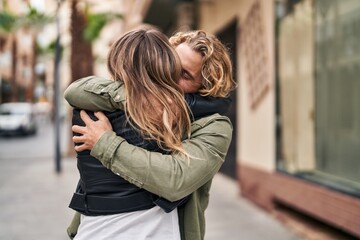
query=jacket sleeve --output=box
[64,76,232,117]
[67,212,80,239]
[63,76,125,112]
[91,115,233,202]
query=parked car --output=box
[0,102,37,136]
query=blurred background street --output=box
[1,0,360,239]
[0,116,304,240]
[0,116,75,239]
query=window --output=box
[275,0,360,196]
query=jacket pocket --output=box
[108,88,125,103]
[83,82,112,95]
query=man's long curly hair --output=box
[170,30,236,98]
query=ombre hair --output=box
[107,28,191,154]
[170,30,236,97]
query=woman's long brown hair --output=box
[107,28,191,154]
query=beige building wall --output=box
[15,28,34,89]
[197,1,360,238]
[198,0,276,171]
[0,35,13,80]
[4,0,36,100]
[91,0,151,78]
[198,0,243,33]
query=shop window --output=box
[275,0,360,196]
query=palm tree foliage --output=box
[70,0,123,82]
[84,12,123,42]
[0,10,16,33]
[0,5,54,34]
[18,6,54,29]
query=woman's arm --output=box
[90,114,233,202]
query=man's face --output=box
[175,43,203,93]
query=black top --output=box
[69,94,231,215]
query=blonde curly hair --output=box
[170,30,236,97]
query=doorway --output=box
[216,19,238,179]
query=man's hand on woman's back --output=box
[72,111,113,152]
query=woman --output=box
[65,28,233,240]
[65,30,236,240]
[70,28,192,240]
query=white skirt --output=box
[74,206,180,240]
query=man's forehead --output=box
[176,43,202,75]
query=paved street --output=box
[0,117,76,240]
[206,174,303,240]
[0,116,303,240]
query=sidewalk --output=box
[206,174,303,240]
[0,156,303,240]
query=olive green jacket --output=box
[64,76,233,240]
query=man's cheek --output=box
[178,80,188,91]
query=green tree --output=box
[70,0,123,83]
[67,0,122,156]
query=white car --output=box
[0,102,37,136]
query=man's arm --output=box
[66,76,233,201]
[91,114,233,202]
[64,76,125,112]
[64,76,231,117]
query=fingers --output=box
[73,135,84,143]
[95,111,113,131]
[94,111,107,121]
[72,125,86,135]
[73,136,91,152]
[74,144,88,152]
[72,111,111,153]
[80,110,94,125]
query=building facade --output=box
[200,0,360,238]
[144,0,360,238]
[0,0,150,103]
[0,0,36,103]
